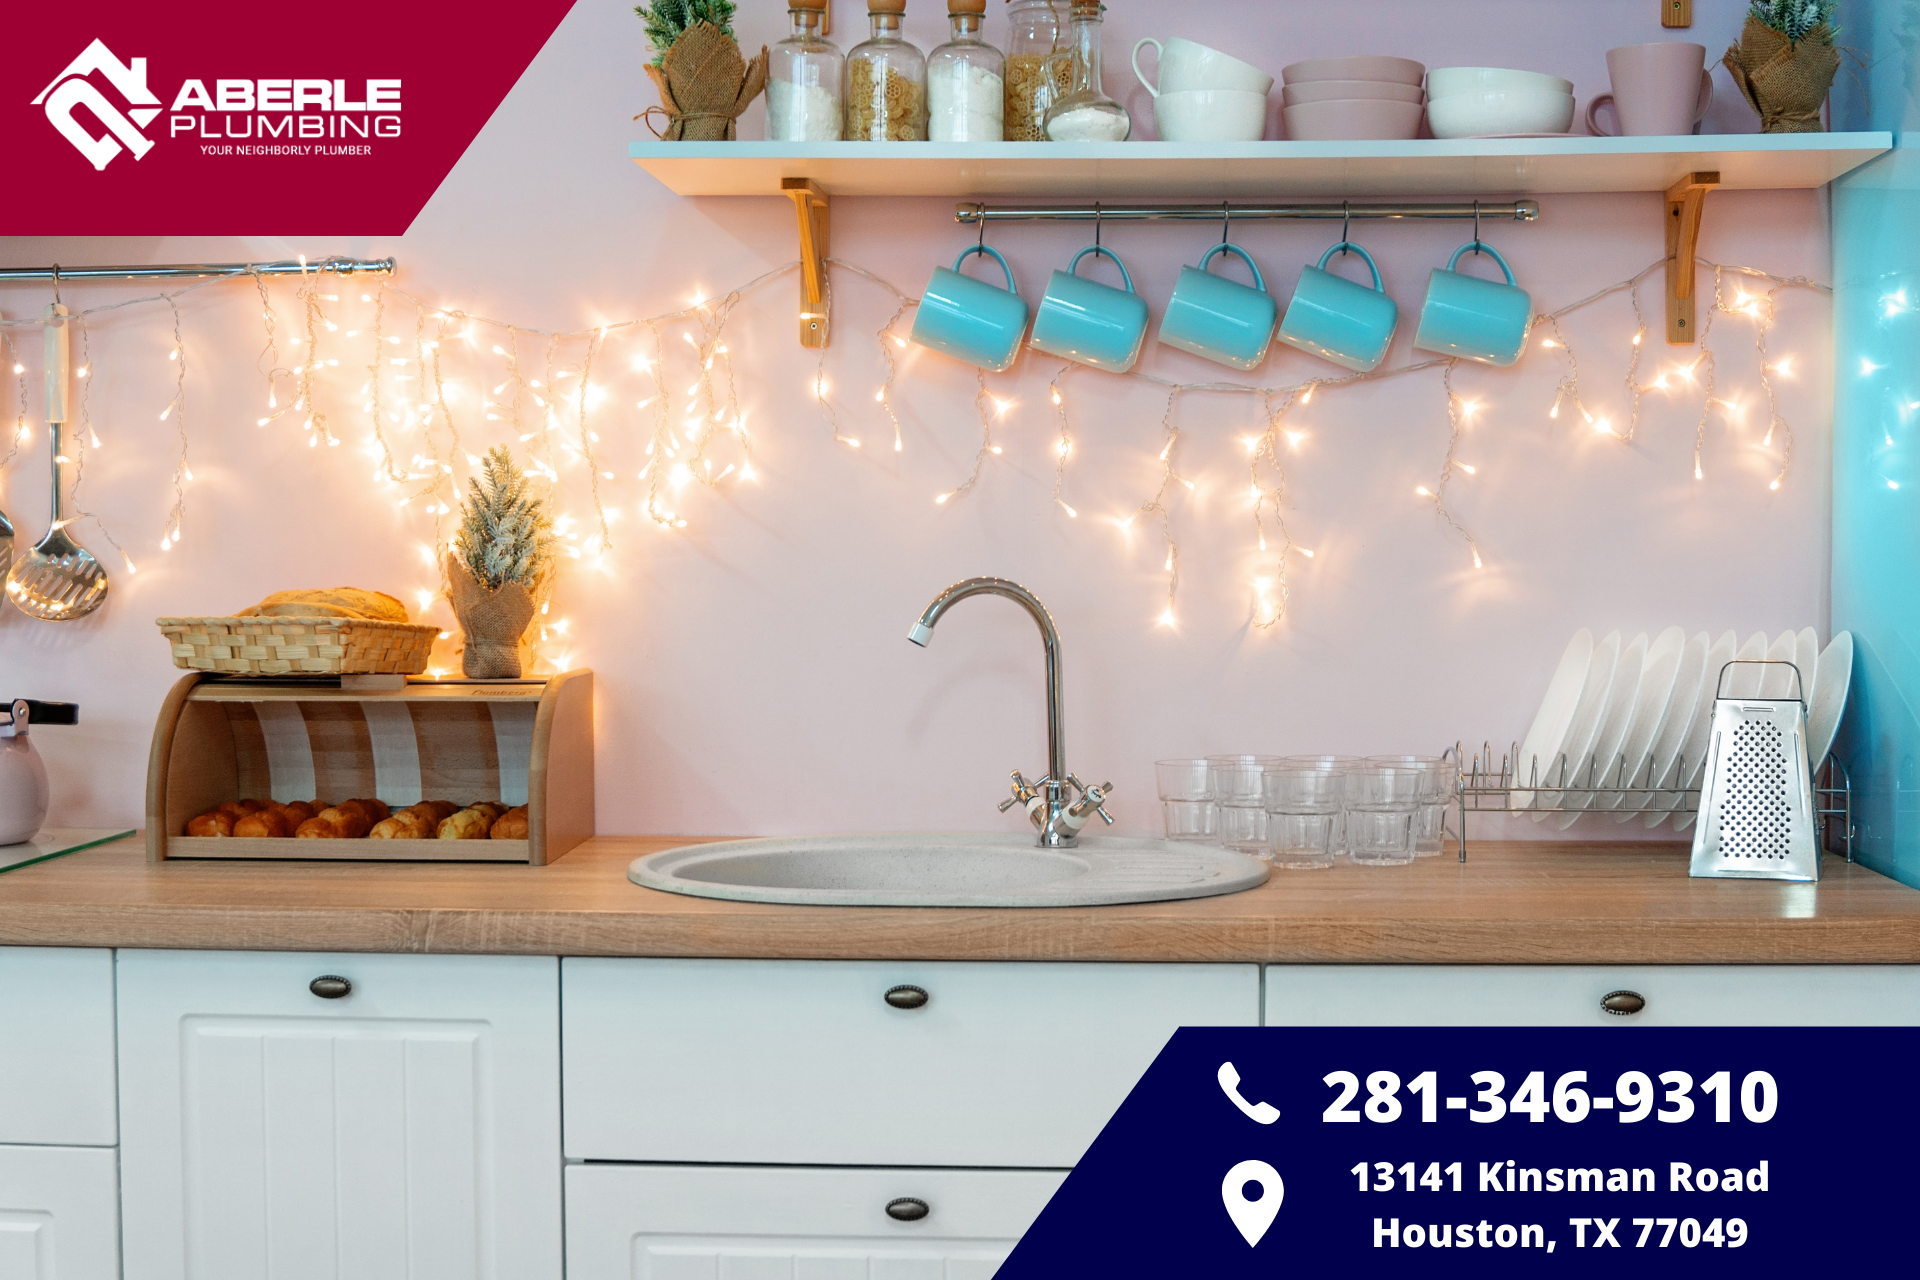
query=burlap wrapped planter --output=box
[640,21,768,141]
[157,616,438,676]
[447,556,537,679]
[1724,17,1841,134]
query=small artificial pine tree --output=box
[454,446,554,592]
[634,0,739,66]
[1747,0,1838,42]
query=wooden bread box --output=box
[146,669,593,864]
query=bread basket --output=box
[156,615,438,676]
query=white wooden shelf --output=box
[631,133,1891,199]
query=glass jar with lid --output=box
[845,0,928,141]
[768,0,844,141]
[1003,0,1066,140]
[1043,0,1130,141]
[928,0,1004,141]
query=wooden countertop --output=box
[0,836,1915,963]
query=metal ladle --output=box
[3,302,107,620]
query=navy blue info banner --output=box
[999,1027,1916,1277]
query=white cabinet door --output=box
[0,1145,119,1280]
[0,948,116,1146]
[565,1164,1066,1280]
[117,950,561,1280]
[563,959,1258,1166]
[1266,964,1920,1025]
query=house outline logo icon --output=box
[32,39,162,170]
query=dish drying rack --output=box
[1447,742,1854,864]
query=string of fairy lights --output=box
[0,251,1829,655]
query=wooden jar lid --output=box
[949,0,988,13]
[792,0,828,9]
[868,0,908,13]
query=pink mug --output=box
[1586,42,1713,136]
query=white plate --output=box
[1555,632,1646,828]
[1793,626,1819,704]
[1597,627,1685,813]
[1619,631,1708,821]
[1534,630,1619,821]
[1806,631,1853,770]
[1759,631,1799,698]
[1513,629,1593,807]
[1648,630,1738,829]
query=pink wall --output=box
[3,0,1833,842]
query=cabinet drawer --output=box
[564,1164,1065,1280]
[1266,964,1920,1026]
[562,959,1257,1166]
[0,1145,120,1280]
[118,950,562,1280]
[0,947,116,1146]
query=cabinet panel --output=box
[0,1145,120,1280]
[117,950,561,1280]
[565,1164,1065,1280]
[0,948,116,1147]
[1265,964,1920,1026]
[562,959,1257,1166]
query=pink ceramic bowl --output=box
[1282,98,1424,141]
[1281,55,1425,86]
[1281,78,1425,106]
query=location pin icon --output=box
[1221,1159,1283,1247]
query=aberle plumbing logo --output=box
[31,37,400,170]
[3,2,577,234]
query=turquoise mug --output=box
[1412,242,1534,367]
[1028,246,1150,374]
[910,245,1030,372]
[1276,242,1398,373]
[1157,243,1277,371]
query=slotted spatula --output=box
[3,303,107,620]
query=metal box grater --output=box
[1690,660,1820,882]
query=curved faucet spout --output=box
[909,577,1068,826]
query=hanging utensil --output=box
[3,303,107,621]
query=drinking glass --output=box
[1156,758,1215,842]
[1347,764,1424,866]
[1218,802,1269,854]
[1208,755,1281,853]
[1268,810,1337,870]
[1367,754,1457,857]
[1280,755,1362,856]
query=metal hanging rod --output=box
[955,200,1538,224]
[0,256,395,284]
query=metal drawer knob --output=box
[310,975,352,1000]
[885,1197,930,1222]
[884,985,929,1010]
[1600,989,1645,1016]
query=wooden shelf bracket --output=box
[783,178,831,348]
[1665,170,1719,344]
[1662,0,1692,28]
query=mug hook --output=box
[1339,202,1351,255]
[50,263,61,306]
[1220,201,1231,245]
[1471,201,1484,256]
[977,214,987,250]
[1094,202,1102,248]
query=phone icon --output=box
[1218,1061,1279,1124]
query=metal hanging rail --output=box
[0,256,395,284]
[955,200,1539,224]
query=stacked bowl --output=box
[1280,56,1426,141]
[1426,66,1575,139]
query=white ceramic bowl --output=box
[1282,98,1423,141]
[1281,78,1425,106]
[1426,87,1574,138]
[1428,66,1574,99]
[1156,88,1268,142]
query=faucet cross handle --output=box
[1066,776,1116,826]
[998,770,1043,813]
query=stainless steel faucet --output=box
[908,577,1114,847]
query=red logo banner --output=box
[2,1,579,234]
